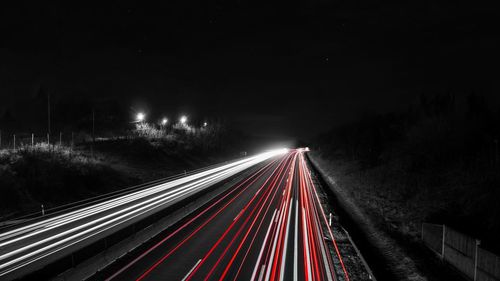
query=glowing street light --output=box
[180,115,188,124]
[136,112,145,122]
[203,122,208,127]
[161,118,168,125]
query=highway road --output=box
[0,149,287,281]
[96,149,350,281]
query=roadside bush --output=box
[315,93,500,251]
[0,144,128,218]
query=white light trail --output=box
[0,149,287,279]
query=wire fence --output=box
[0,131,137,151]
[0,131,85,150]
[422,223,500,281]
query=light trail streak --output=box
[4,148,355,281]
[0,149,287,280]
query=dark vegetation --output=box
[315,93,500,253]
[0,92,266,219]
[0,116,252,219]
[0,144,131,218]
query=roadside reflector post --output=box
[41,204,45,216]
[329,213,332,226]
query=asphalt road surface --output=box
[0,150,287,280]
[100,149,350,281]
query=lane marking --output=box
[293,199,298,281]
[251,210,277,281]
[302,208,313,281]
[234,209,244,221]
[258,264,266,281]
[279,199,293,281]
[255,187,262,195]
[264,201,287,281]
[182,259,201,281]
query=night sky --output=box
[1,1,499,141]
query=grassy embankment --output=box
[0,125,250,219]
[314,93,500,255]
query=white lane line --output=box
[182,259,201,281]
[255,187,262,195]
[251,209,277,281]
[257,264,266,281]
[264,201,287,281]
[302,208,313,281]
[234,208,245,221]
[293,199,299,281]
[279,199,293,281]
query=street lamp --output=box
[136,112,145,122]
[161,118,168,125]
[203,122,208,127]
[180,115,188,125]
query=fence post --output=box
[13,134,16,150]
[47,133,50,145]
[474,239,481,281]
[441,224,446,260]
[31,133,34,147]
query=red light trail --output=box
[105,149,351,281]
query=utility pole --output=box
[47,93,51,139]
[92,109,95,144]
[91,109,95,158]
